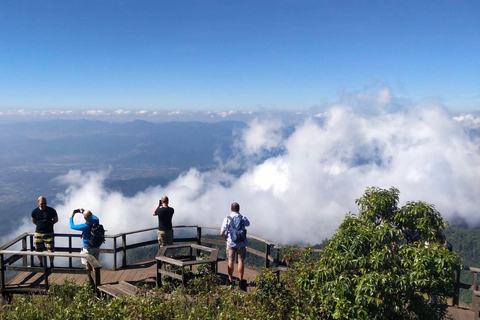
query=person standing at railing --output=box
[69,209,101,270]
[220,202,250,290]
[153,196,175,248]
[31,196,58,268]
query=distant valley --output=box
[0,119,247,236]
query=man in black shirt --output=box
[153,196,175,247]
[31,196,58,267]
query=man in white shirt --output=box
[220,202,250,289]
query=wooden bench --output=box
[156,244,218,287]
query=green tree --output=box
[293,187,461,319]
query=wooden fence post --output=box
[0,254,5,291]
[265,243,270,268]
[113,237,117,270]
[472,271,478,318]
[22,236,27,266]
[68,236,73,268]
[196,227,202,256]
[453,266,460,306]
[122,234,127,268]
[29,235,34,267]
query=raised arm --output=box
[153,200,161,216]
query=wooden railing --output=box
[0,251,101,295]
[453,266,480,318]
[0,225,281,299]
[2,226,474,314]
[104,225,280,270]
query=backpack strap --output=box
[226,216,232,233]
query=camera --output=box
[73,209,82,214]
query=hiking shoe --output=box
[239,280,247,291]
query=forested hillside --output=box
[444,225,480,268]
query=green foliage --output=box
[311,186,461,319]
[355,186,400,224]
[395,201,447,243]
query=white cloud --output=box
[167,111,184,116]
[218,111,237,118]
[114,109,131,115]
[240,118,284,155]
[453,114,480,129]
[84,110,110,116]
[7,87,480,246]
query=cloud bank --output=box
[10,88,480,246]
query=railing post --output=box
[197,227,202,245]
[29,234,34,267]
[472,271,478,315]
[68,236,73,268]
[122,234,127,268]
[453,266,460,306]
[43,256,49,290]
[94,266,101,297]
[265,243,270,268]
[196,227,202,256]
[156,258,162,287]
[113,237,117,270]
[0,254,5,291]
[22,236,27,266]
[275,246,280,267]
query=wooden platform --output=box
[5,259,260,292]
[447,306,475,320]
[6,261,472,319]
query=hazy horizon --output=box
[2,87,480,246]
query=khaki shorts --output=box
[226,246,246,263]
[157,229,174,247]
[81,247,100,265]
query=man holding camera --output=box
[153,196,175,248]
[69,208,100,269]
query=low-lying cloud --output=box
[10,88,480,246]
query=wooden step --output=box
[98,281,139,297]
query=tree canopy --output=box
[272,187,461,319]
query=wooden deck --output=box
[447,307,475,320]
[5,259,260,291]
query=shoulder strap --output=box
[227,216,232,227]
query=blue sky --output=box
[0,0,479,113]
